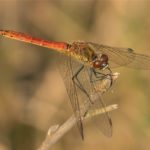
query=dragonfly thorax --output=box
[67,42,109,70]
[68,42,96,63]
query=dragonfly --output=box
[0,30,150,139]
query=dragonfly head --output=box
[92,54,109,70]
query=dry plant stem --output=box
[38,72,119,150]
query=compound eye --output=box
[100,54,108,62]
[100,54,108,67]
[101,62,107,67]
[93,54,109,69]
[93,60,101,68]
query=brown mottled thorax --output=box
[67,42,96,65]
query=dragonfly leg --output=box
[107,67,113,86]
[72,65,91,102]
[90,68,106,82]
[90,68,113,87]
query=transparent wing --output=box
[88,93,112,136]
[126,53,150,69]
[58,53,113,138]
[83,67,113,137]
[58,53,84,139]
[88,42,150,69]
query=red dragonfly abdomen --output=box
[0,30,68,52]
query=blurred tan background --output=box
[0,0,150,150]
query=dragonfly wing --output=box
[58,53,84,139]
[88,92,113,136]
[125,53,150,69]
[84,67,113,137]
[88,42,150,69]
[58,53,113,138]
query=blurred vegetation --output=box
[0,0,150,150]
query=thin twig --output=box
[37,72,119,150]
